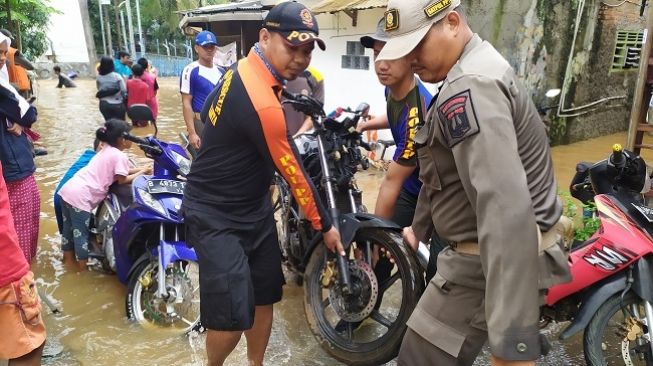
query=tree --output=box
[88,0,229,57]
[0,0,59,59]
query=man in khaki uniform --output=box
[377,1,571,365]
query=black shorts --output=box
[184,207,284,331]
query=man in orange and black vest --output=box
[181,2,343,365]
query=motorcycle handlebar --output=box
[571,182,590,191]
[124,133,163,156]
[359,139,372,151]
[610,147,625,169]
[123,133,148,145]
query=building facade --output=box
[180,0,647,144]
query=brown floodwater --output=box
[24,78,635,366]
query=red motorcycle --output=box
[543,144,653,365]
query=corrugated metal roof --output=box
[311,0,387,14]
[178,0,265,29]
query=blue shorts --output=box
[60,200,91,260]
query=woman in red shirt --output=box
[126,64,155,127]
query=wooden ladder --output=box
[632,84,653,155]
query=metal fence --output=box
[142,53,192,78]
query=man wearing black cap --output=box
[181,2,343,365]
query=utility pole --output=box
[99,0,108,54]
[120,10,128,52]
[4,0,11,35]
[113,0,123,54]
[136,0,144,53]
[125,0,136,56]
[627,2,653,151]
[105,5,113,55]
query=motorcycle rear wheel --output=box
[303,228,423,366]
[584,292,653,365]
[125,259,201,334]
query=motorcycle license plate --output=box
[146,179,186,195]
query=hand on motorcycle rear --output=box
[323,226,346,256]
[402,226,419,252]
[189,132,201,150]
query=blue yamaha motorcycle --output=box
[91,105,200,333]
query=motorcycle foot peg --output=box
[87,251,105,259]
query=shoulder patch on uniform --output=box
[437,89,479,148]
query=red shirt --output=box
[0,164,29,287]
[126,78,155,115]
[140,71,159,118]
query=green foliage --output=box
[0,0,60,59]
[549,116,567,145]
[560,190,578,218]
[560,191,601,241]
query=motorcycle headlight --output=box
[171,151,191,176]
[137,188,167,217]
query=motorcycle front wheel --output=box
[125,259,201,334]
[584,292,653,365]
[303,228,423,366]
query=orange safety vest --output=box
[7,48,30,91]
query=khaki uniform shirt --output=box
[412,34,563,360]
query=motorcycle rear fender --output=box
[559,272,627,340]
[559,256,653,340]
[301,212,401,266]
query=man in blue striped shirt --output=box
[180,30,224,155]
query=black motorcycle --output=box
[275,91,423,365]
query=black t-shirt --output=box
[183,51,332,232]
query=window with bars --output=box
[611,30,644,72]
[342,41,369,70]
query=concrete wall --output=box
[309,0,646,144]
[465,0,646,144]
[46,0,91,63]
[311,8,441,148]
[36,0,95,78]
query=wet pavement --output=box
[21,77,636,365]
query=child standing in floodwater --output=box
[57,120,150,272]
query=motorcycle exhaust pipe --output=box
[416,241,430,270]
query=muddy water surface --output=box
[28,78,627,365]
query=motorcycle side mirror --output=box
[355,103,370,116]
[545,89,561,98]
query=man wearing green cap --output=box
[377,1,571,365]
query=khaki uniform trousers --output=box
[398,217,572,365]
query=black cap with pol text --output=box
[264,1,326,51]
